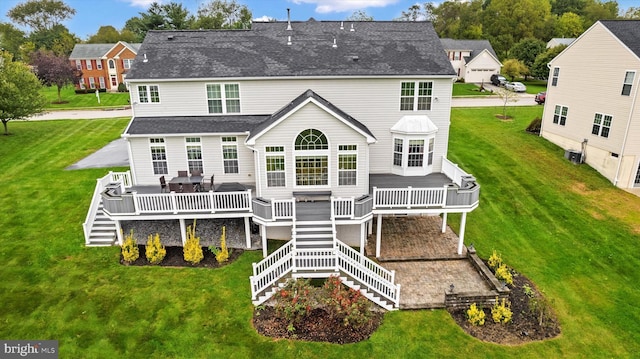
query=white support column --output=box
[115,220,123,245]
[367,219,372,235]
[244,217,251,248]
[442,212,448,233]
[179,219,187,245]
[360,222,365,255]
[261,225,268,257]
[376,214,382,258]
[457,212,467,255]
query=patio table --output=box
[169,176,204,192]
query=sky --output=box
[0,0,637,40]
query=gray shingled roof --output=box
[69,42,141,59]
[600,20,640,59]
[247,89,374,143]
[127,21,455,80]
[125,115,270,135]
[440,38,499,62]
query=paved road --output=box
[25,107,132,121]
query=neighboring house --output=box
[83,20,480,309]
[546,38,575,48]
[541,20,640,191]
[69,41,141,91]
[440,38,501,83]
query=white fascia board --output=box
[124,74,458,84]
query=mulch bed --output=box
[448,271,561,345]
[121,245,243,268]
[253,307,384,344]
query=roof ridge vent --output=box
[332,38,337,48]
[350,23,355,32]
[143,53,148,63]
[287,35,292,46]
[286,8,292,31]
[340,21,344,30]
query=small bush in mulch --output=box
[448,265,561,345]
[526,117,542,134]
[120,245,243,268]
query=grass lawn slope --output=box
[0,110,638,358]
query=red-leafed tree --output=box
[29,49,81,103]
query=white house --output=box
[83,20,480,309]
[546,38,575,48]
[440,38,502,83]
[541,20,640,193]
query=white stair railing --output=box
[83,171,130,244]
[250,241,295,304]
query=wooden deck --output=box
[369,173,451,191]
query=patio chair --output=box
[169,182,181,193]
[178,170,188,177]
[190,169,202,176]
[205,174,215,191]
[181,183,195,193]
[159,176,167,193]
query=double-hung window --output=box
[99,77,105,89]
[622,71,635,96]
[150,138,168,175]
[89,77,95,89]
[75,60,82,70]
[265,146,285,187]
[553,105,568,126]
[123,59,133,69]
[96,61,102,70]
[206,84,240,114]
[551,67,560,86]
[138,85,160,103]
[400,81,433,111]
[85,60,92,70]
[338,145,357,186]
[186,137,203,173]
[592,113,612,138]
[222,137,239,173]
[393,139,403,166]
[407,140,425,167]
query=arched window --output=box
[294,129,328,186]
[108,59,115,69]
[295,129,328,150]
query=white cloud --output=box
[125,0,159,8]
[253,15,273,22]
[291,0,400,14]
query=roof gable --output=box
[70,42,142,60]
[600,20,640,59]
[440,38,499,62]
[127,21,455,80]
[246,89,376,145]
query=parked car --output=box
[535,91,546,104]
[505,81,527,92]
[490,74,507,86]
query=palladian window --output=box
[295,129,328,186]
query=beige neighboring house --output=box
[540,20,640,192]
[546,38,575,48]
[440,38,502,83]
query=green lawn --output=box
[452,83,494,97]
[1,112,639,358]
[41,85,131,110]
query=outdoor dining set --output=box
[159,170,212,193]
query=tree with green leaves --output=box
[0,23,26,61]
[431,0,484,39]
[86,26,137,44]
[509,38,546,73]
[622,7,640,19]
[395,3,430,21]
[582,0,619,27]
[530,45,567,79]
[125,2,195,42]
[0,51,48,135]
[30,49,81,103]
[346,10,373,21]
[194,0,252,30]
[551,0,587,16]
[7,0,75,33]
[502,59,528,81]
[555,12,584,37]
[28,24,78,56]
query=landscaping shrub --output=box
[323,276,372,328]
[210,226,229,263]
[494,263,513,285]
[491,298,513,324]
[466,303,485,326]
[145,233,166,265]
[183,220,203,265]
[274,278,313,332]
[488,249,502,270]
[526,117,542,134]
[117,82,128,92]
[121,230,139,263]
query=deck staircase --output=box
[83,171,130,246]
[250,213,401,310]
[87,201,118,246]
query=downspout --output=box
[613,72,640,186]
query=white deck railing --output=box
[442,157,470,187]
[131,190,252,214]
[83,171,131,244]
[272,198,295,219]
[250,238,400,309]
[332,197,354,218]
[373,186,446,209]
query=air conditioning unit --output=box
[564,149,582,164]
